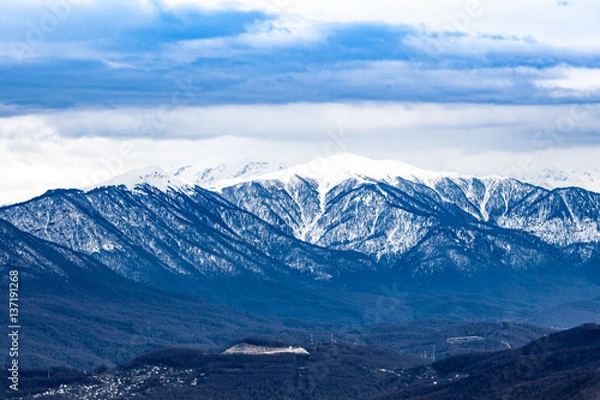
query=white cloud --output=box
[535,66,600,93]
[0,114,58,140]
[238,15,325,47]
[28,102,599,144]
[1,101,599,205]
[160,0,600,49]
[167,15,325,62]
[1,0,597,66]
[0,135,318,206]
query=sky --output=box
[0,0,599,205]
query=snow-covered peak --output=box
[530,167,600,194]
[211,153,472,191]
[89,166,190,193]
[88,154,595,197]
[86,159,288,193]
[174,159,288,188]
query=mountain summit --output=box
[92,153,509,194]
[208,153,444,192]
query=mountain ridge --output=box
[89,153,525,195]
[1,153,599,335]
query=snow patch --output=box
[88,166,191,194]
[223,344,310,355]
[176,159,288,188]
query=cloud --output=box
[0,134,320,206]
[167,15,325,62]
[0,0,270,62]
[1,34,599,108]
[535,66,600,94]
[0,1,598,108]
[1,0,599,205]
[1,102,599,205]
[2,102,598,148]
[159,0,600,49]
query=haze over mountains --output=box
[532,166,600,194]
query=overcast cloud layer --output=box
[0,0,599,204]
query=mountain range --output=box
[1,153,599,368]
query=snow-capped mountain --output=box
[1,153,599,329]
[89,159,289,194]
[1,153,599,291]
[210,153,444,191]
[530,167,600,194]
[90,166,191,193]
[2,154,598,372]
[0,184,369,284]
[215,154,600,262]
